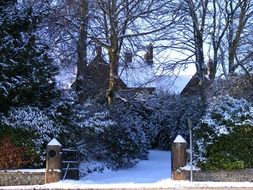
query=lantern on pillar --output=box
[45,138,62,184]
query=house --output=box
[87,54,127,92]
[119,63,192,95]
[119,44,193,95]
[84,45,157,95]
[72,45,204,96]
[180,60,215,96]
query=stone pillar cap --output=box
[47,138,62,146]
[173,135,186,143]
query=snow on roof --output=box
[119,63,155,88]
[55,57,192,93]
[119,62,192,93]
[155,75,192,94]
[173,135,187,143]
[48,138,62,146]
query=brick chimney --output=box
[124,48,132,64]
[96,45,102,57]
[144,43,153,64]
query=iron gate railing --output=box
[61,148,80,180]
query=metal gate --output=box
[61,148,80,180]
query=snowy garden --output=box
[1,0,253,188]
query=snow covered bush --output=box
[48,90,80,147]
[0,1,59,112]
[51,92,150,170]
[0,106,60,168]
[194,94,253,170]
[107,100,150,168]
[148,94,204,150]
[77,101,149,169]
[212,75,253,102]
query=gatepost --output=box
[171,135,187,180]
[45,138,62,183]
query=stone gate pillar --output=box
[45,138,62,184]
[171,135,187,180]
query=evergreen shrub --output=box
[195,95,253,170]
[0,106,60,168]
[52,94,150,170]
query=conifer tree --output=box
[0,0,58,112]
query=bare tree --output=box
[226,0,253,75]
[187,0,209,84]
[22,0,253,100]
[210,0,253,76]
[38,0,90,101]
[167,0,209,85]
[89,0,176,105]
[169,0,253,80]
[209,0,229,79]
[76,0,89,102]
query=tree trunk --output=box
[76,0,89,102]
[228,45,236,75]
[107,1,119,105]
[187,0,208,86]
[227,0,249,75]
[211,47,218,80]
[195,31,205,85]
[107,47,119,105]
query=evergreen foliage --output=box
[50,92,150,170]
[195,95,253,170]
[108,100,150,168]
[0,1,59,169]
[0,106,60,168]
[147,94,205,149]
[0,0,58,112]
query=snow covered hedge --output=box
[51,93,150,170]
[108,100,150,168]
[194,94,253,170]
[0,106,60,168]
[148,94,204,149]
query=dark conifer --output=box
[0,0,58,112]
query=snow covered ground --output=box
[1,150,253,189]
[79,150,171,184]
